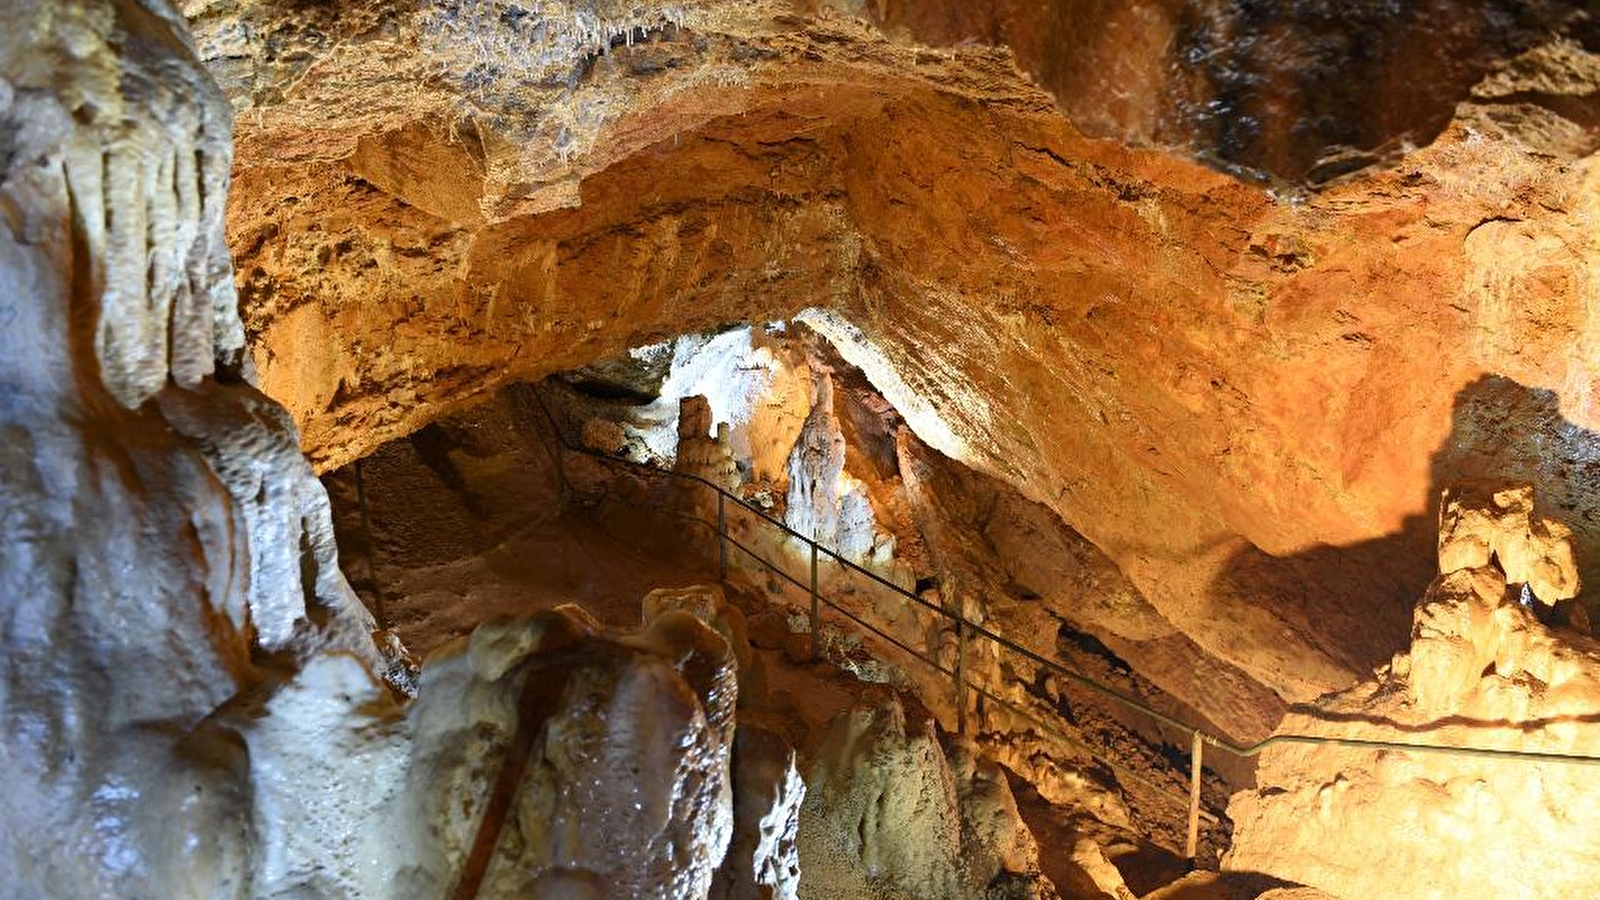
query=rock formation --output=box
[796,693,1060,900]
[0,6,750,899]
[11,1,1600,899]
[785,375,850,547]
[1226,484,1600,900]
[185,0,1600,731]
[241,606,740,900]
[712,722,806,900]
[677,394,742,491]
[1437,481,1582,609]
[0,3,378,895]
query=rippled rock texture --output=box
[0,2,379,895]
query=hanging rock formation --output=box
[0,3,378,896]
[1226,484,1600,900]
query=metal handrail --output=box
[522,384,1600,860]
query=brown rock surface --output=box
[193,2,1600,713]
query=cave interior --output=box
[4,2,1600,899]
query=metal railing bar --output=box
[526,386,1600,776]
[728,527,1208,825]
[816,593,955,680]
[1222,731,1600,765]
[965,678,1220,825]
[974,622,1203,738]
[725,531,954,678]
[723,490,810,544]
[815,538,947,615]
[723,530,813,595]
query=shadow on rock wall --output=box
[1209,374,1600,687]
[864,0,1597,184]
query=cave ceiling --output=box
[183,0,1600,701]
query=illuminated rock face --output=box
[0,3,377,896]
[784,375,852,551]
[190,0,1600,726]
[1437,481,1581,607]
[678,394,742,491]
[796,694,1059,900]
[1226,485,1600,900]
[0,6,741,899]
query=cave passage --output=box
[8,3,1600,900]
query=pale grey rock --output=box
[712,723,806,900]
[0,3,372,897]
[785,375,849,549]
[796,695,1060,900]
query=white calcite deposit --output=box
[796,693,1060,900]
[1226,484,1600,900]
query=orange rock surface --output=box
[187,0,1600,712]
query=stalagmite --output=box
[1226,485,1600,900]
[796,693,1060,900]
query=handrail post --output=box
[716,491,727,581]
[955,606,969,736]
[1186,730,1204,864]
[809,542,821,661]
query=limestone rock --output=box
[1437,482,1580,604]
[644,583,754,678]
[581,416,629,454]
[677,395,741,491]
[0,3,375,896]
[796,693,1060,900]
[711,723,806,900]
[1140,872,1338,900]
[1053,839,1136,900]
[203,0,1600,731]
[243,607,741,900]
[784,374,884,563]
[1225,491,1600,900]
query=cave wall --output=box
[859,0,1595,182]
[192,1,1600,715]
[0,1,380,894]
